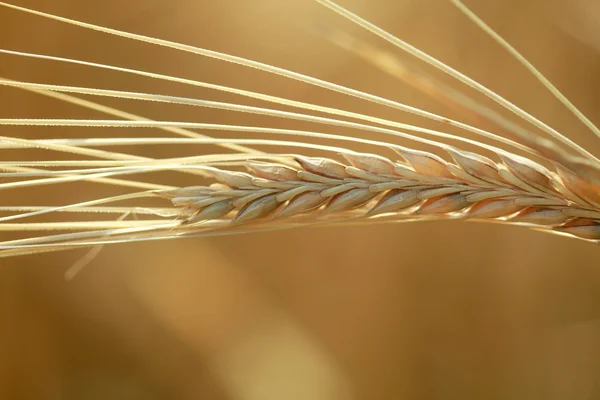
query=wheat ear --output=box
[153,148,600,239]
[0,0,599,257]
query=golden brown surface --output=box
[1,0,600,398]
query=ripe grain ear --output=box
[1,0,599,257]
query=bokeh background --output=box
[1,0,600,399]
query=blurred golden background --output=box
[1,0,600,398]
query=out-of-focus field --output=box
[1,0,600,399]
